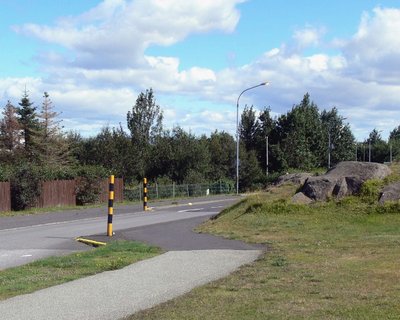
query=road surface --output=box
[0,196,241,269]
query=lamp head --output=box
[261,81,270,86]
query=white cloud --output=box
[14,0,244,69]
[4,3,400,140]
[341,7,400,84]
[293,26,326,49]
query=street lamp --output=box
[236,82,269,195]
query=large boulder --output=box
[300,161,391,201]
[275,172,313,186]
[379,182,400,204]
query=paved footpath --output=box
[0,215,263,320]
[0,250,261,320]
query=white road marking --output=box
[178,208,204,213]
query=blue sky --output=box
[1,0,400,140]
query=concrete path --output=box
[0,250,261,320]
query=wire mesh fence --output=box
[124,181,235,202]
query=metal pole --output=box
[143,178,148,211]
[107,175,114,237]
[266,135,269,176]
[236,99,240,195]
[236,82,269,195]
[328,131,331,169]
[355,143,357,161]
[369,140,371,162]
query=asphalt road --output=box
[0,195,243,269]
[0,195,265,319]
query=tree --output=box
[275,93,324,170]
[207,130,236,181]
[321,107,355,167]
[239,105,260,152]
[37,92,70,165]
[388,125,400,162]
[0,100,22,153]
[366,129,387,163]
[255,107,276,174]
[17,89,40,158]
[127,88,163,178]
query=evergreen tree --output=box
[17,89,40,158]
[255,107,276,174]
[388,125,400,162]
[0,100,22,152]
[239,105,260,152]
[366,129,387,163]
[37,92,70,165]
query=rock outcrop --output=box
[379,182,400,204]
[275,172,313,187]
[298,161,391,201]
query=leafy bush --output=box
[360,179,384,203]
[0,166,13,182]
[74,165,109,205]
[10,162,42,210]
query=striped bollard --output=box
[143,177,148,211]
[107,175,115,237]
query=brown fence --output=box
[38,180,76,208]
[0,177,124,212]
[99,178,124,203]
[0,181,11,212]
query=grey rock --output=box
[290,192,313,204]
[301,161,391,201]
[379,182,400,204]
[275,172,313,186]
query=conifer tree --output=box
[37,92,70,165]
[17,89,40,159]
[0,100,22,152]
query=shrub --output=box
[10,163,42,210]
[360,179,384,203]
[74,165,109,205]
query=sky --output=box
[1,0,400,141]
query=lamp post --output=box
[236,82,269,195]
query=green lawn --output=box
[0,241,161,300]
[128,185,400,319]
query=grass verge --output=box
[0,240,161,300]
[128,185,400,319]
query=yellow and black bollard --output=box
[143,177,148,211]
[107,175,114,236]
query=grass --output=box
[0,240,161,300]
[127,183,400,319]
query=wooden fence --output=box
[0,177,124,212]
[38,180,77,208]
[0,181,11,212]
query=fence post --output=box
[143,178,148,211]
[107,175,114,237]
